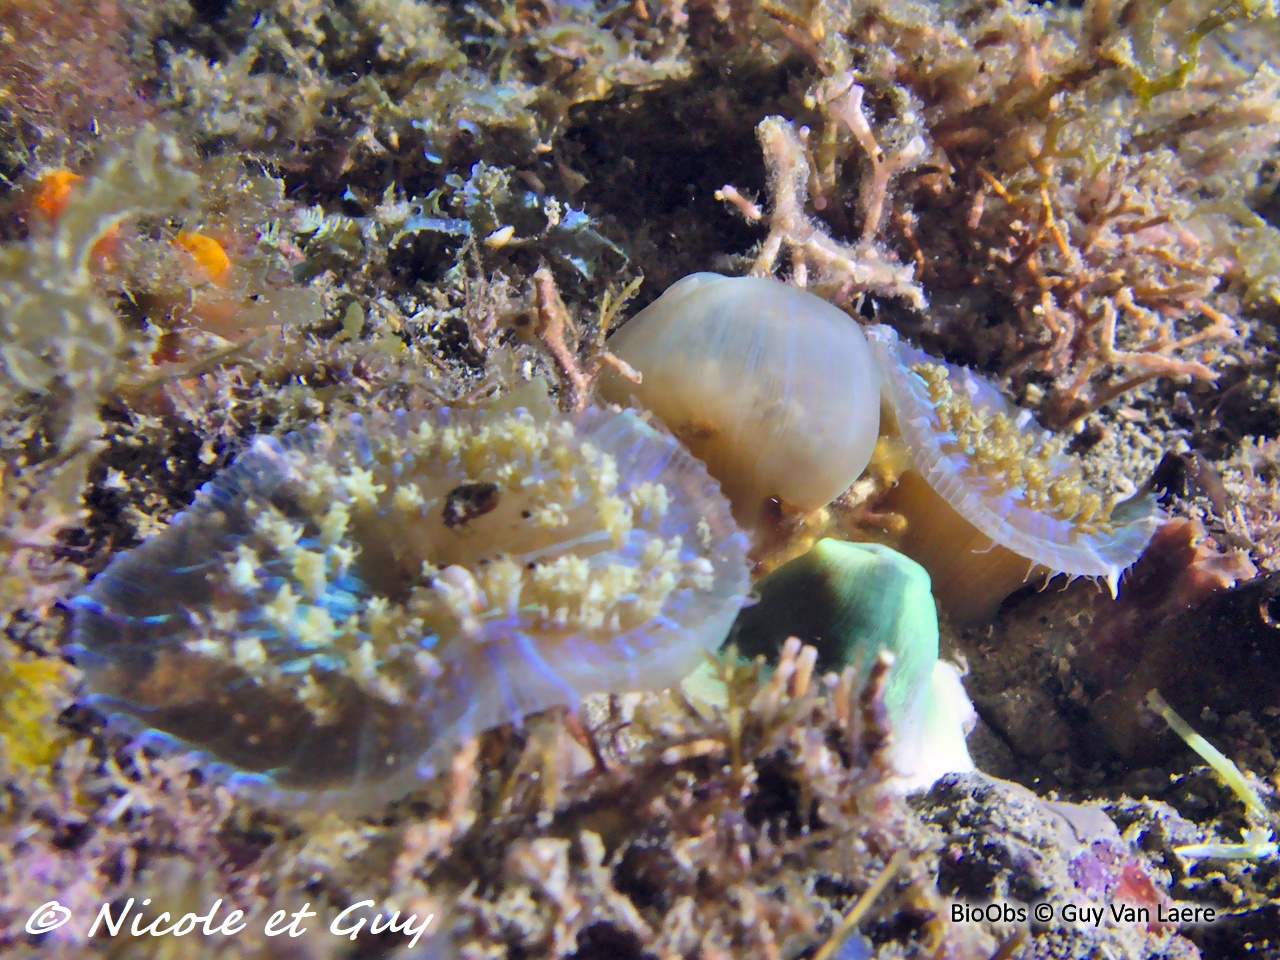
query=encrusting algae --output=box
[0,648,71,775]
[68,383,750,809]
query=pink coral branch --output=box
[818,77,928,242]
[717,113,927,310]
[528,266,640,413]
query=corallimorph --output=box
[68,386,750,809]
[867,325,1162,624]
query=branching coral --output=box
[1221,436,1280,572]
[716,77,929,309]
[528,265,639,414]
[966,152,1243,427]
[812,74,928,249]
[854,0,1278,425]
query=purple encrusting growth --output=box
[68,386,750,810]
[1068,839,1171,917]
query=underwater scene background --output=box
[2,0,1280,957]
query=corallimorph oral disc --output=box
[68,385,750,810]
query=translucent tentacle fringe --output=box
[866,323,1162,622]
[67,387,750,810]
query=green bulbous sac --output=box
[727,539,937,724]
[724,538,974,791]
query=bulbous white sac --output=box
[598,274,881,525]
